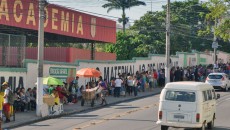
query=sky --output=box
[48,0,207,24]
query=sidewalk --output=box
[2,88,162,129]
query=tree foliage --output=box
[198,0,230,41]
[105,0,230,60]
[105,31,136,60]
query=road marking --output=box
[224,98,230,101]
[73,104,155,130]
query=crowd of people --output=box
[1,63,229,123]
[170,63,230,82]
[0,82,37,123]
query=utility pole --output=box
[37,0,45,117]
[165,0,171,84]
[91,42,95,60]
[151,0,152,12]
[213,17,218,66]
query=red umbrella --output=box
[76,68,101,78]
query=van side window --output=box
[207,90,212,100]
[202,91,208,102]
[165,90,175,100]
[212,89,216,99]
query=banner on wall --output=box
[49,67,76,83]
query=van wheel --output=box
[225,85,228,92]
[161,125,168,130]
[207,118,214,129]
[197,123,205,130]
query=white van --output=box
[156,82,220,130]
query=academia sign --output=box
[0,0,116,43]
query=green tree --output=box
[169,0,214,53]
[131,0,211,55]
[105,31,137,60]
[131,11,166,54]
[102,0,146,33]
[104,0,215,59]
[198,0,230,41]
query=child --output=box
[51,89,60,105]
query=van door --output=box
[202,90,215,122]
[163,90,197,123]
[202,91,209,121]
[210,89,216,119]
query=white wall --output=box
[1,51,230,90]
[0,71,26,91]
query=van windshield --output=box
[165,90,196,102]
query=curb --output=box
[4,90,161,129]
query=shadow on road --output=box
[212,126,230,130]
[68,114,98,117]
[183,126,230,130]
[115,106,140,109]
[113,104,131,106]
[105,118,153,122]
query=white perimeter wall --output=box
[1,51,230,90]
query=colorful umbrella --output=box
[76,68,101,78]
[43,76,64,86]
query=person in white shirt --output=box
[114,75,123,97]
[127,75,134,96]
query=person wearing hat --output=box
[2,82,11,123]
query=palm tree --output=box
[102,0,146,33]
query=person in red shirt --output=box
[153,69,158,88]
[56,85,67,104]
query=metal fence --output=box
[0,33,26,67]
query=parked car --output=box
[205,73,230,91]
[156,82,220,130]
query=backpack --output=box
[8,89,15,105]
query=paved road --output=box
[12,91,230,130]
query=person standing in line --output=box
[68,83,78,104]
[194,65,199,81]
[133,76,139,96]
[148,71,154,91]
[114,75,123,97]
[72,76,79,90]
[159,70,165,87]
[140,72,146,92]
[174,67,181,82]
[109,77,115,96]
[2,82,11,123]
[170,67,175,82]
[180,67,184,81]
[153,69,158,87]
[127,75,134,96]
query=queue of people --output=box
[170,63,230,82]
[1,63,229,123]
